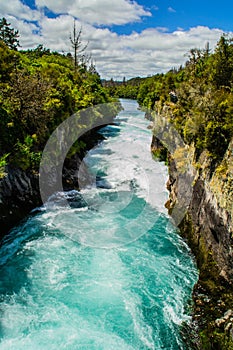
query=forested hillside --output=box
[0,18,116,176]
[111,35,233,163]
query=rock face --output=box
[0,126,107,239]
[154,134,233,349]
[186,177,233,281]
[0,167,40,238]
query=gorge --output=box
[0,99,198,349]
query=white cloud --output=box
[90,26,225,79]
[0,1,230,80]
[168,7,176,13]
[39,15,74,51]
[0,0,40,21]
[5,16,42,48]
[35,0,151,25]
[151,5,159,11]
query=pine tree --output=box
[212,35,233,88]
[0,17,20,50]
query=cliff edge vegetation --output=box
[0,18,119,235]
[137,35,233,349]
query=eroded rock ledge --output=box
[152,133,233,349]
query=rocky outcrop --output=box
[0,125,108,240]
[153,133,233,349]
[0,167,40,238]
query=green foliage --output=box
[0,23,115,172]
[0,41,19,81]
[0,17,20,50]
[0,153,9,178]
[104,77,142,99]
[13,136,41,170]
[136,36,233,162]
[152,147,168,164]
[210,35,233,88]
[66,140,86,159]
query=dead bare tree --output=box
[69,21,88,70]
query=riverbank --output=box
[0,99,197,349]
[151,130,233,349]
[0,123,113,239]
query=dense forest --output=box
[0,18,117,177]
[2,17,232,176]
[109,35,233,164]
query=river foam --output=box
[0,99,198,349]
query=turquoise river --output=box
[0,100,198,349]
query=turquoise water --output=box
[0,100,198,349]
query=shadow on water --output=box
[0,212,53,294]
[96,176,112,189]
[98,124,121,138]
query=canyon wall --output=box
[152,131,233,349]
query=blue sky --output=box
[111,0,233,35]
[1,0,233,79]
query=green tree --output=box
[0,17,20,50]
[0,41,18,81]
[211,35,233,88]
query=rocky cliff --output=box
[0,126,107,240]
[152,131,233,349]
[0,166,40,237]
